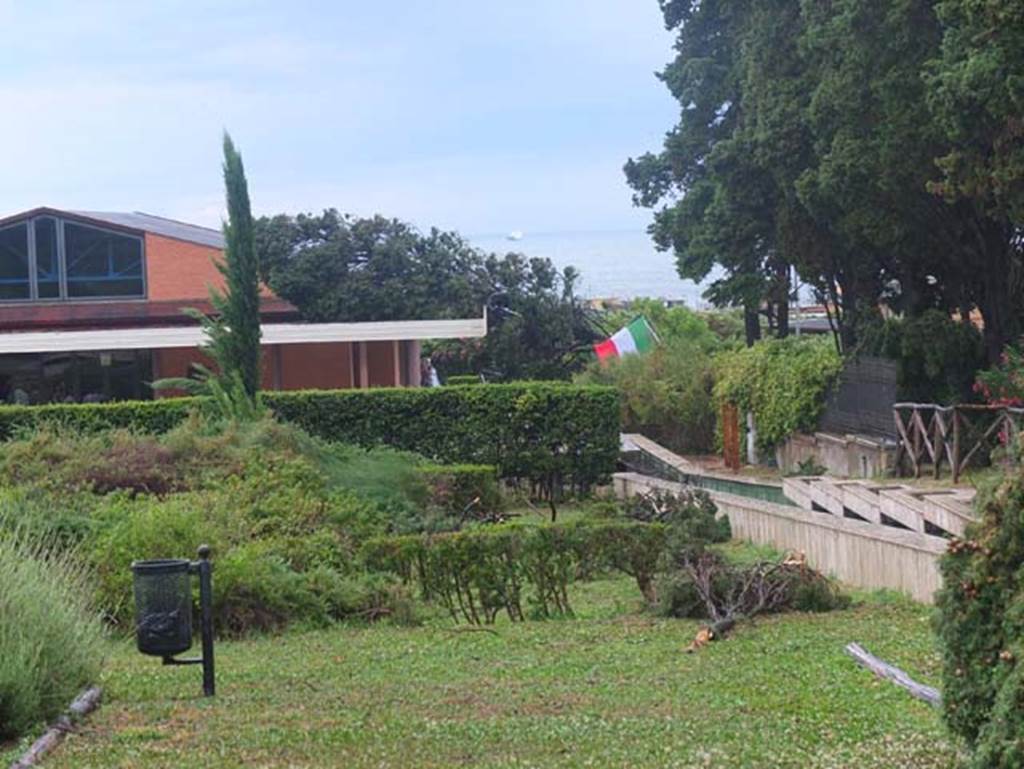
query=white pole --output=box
[793,265,802,338]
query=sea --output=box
[469,229,716,307]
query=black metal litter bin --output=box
[131,558,193,657]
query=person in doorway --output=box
[420,357,441,387]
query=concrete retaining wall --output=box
[615,472,947,604]
[776,431,897,478]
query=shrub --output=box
[579,302,722,454]
[713,337,842,452]
[936,469,1024,768]
[445,375,482,386]
[623,487,730,555]
[418,464,503,520]
[0,383,620,497]
[86,456,391,633]
[577,339,716,454]
[601,299,722,354]
[0,486,97,547]
[975,341,1024,406]
[579,303,720,454]
[860,309,986,404]
[0,535,104,740]
[362,521,666,623]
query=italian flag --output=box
[594,316,658,362]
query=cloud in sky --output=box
[0,1,677,235]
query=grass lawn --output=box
[6,573,960,769]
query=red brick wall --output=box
[365,341,398,387]
[153,346,276,397]
[154,343,357,396]
[145,234,224,302]
[278,343,353,390]
[144,233,275,302]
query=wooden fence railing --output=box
[893,403,1024,482]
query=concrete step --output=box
[784,475,976,537]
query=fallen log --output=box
[9,686,102,769]
[844,642,941,708]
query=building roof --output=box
[0,297,299,333]
[0,316,488,354]
[0,207,225,249]
[72,211,225,249]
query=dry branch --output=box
[844,642,941,708]
[9,686,102,769]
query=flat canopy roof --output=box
[0,316,487,354]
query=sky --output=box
[0,1,678,237]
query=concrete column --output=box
[358,342,369,389]
[746,411,758,465]
[406,340,422,387]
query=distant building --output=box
[0,208,485,403]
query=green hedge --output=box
[362,520,665,623]
[445,375,482,386]
[0,383,620,495]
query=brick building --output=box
[0,208,485,403]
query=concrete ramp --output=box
[618,433,981,603]
[616,472,948,603]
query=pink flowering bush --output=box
[974,345,1024,407]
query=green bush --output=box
[362,520,666,623]
[0,486,97,547]
[0,535,104,740]
[622,487,730,555]
[445,375,482,386]
[418,464,503,519]
[0,383,620,497]
[975,341,1024,406]
[579,302,720,454]
[83,446,394,633]
[860,309,986,404]
[936,469,1024,768]
[713,337,842,452]
[601,299,722,354]
[577,339,716,454]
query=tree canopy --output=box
[255,210,600,381]
[630,0,1024,360]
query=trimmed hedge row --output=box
[0,383,620,494]
[445,375,482,386]
[362,520,665,623]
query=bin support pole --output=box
[197,545,215,697]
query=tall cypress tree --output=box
[210,132,261,398]
[151,133,262,414]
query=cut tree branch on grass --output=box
[9,686,102,769]
[844,642,942,708]
[679,550,843,651]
